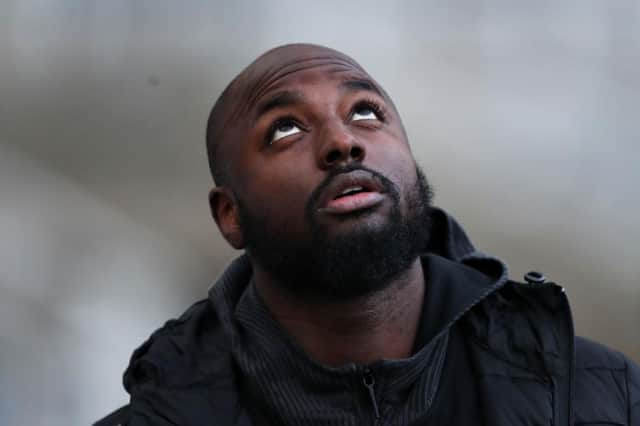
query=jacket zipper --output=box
[362,368,381,421]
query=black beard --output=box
[237,164,434,304]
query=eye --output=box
[350,102,381,122]
[269,119,302,144]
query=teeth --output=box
[340,186,363,196]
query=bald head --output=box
[205,43,397,186]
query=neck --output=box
[252,258,425,367]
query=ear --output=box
[209,187,245,249]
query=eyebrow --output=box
[339,78,384,98]
[254,90,305,118]
[252,78,384,119]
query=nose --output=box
[316,122,366,169]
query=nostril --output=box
[350,146,363,159]
[326,150,341,164]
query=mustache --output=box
[304,163,400,218]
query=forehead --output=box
[239,51,376,113]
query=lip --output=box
[316,170,386,215]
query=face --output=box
[212,45,433,302]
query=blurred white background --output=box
[1,1,638,424]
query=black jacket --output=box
[98,208,640,425]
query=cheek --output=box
[367,135,416,185]
[365,132,418,209]
[238,160,317,235]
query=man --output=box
[97,44,639,425]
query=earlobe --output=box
[209,187,245,249]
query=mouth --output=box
[316,170,387,215]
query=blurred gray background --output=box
[1,1,638,424]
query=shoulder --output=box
[123,298,234,393]
[120,295,253,425]
[573,336,640,424]
[123,256,253,393]
[121,257,255,424]
[574,336,640,398]
[574,335,628,370]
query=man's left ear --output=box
[208,187,245,249]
